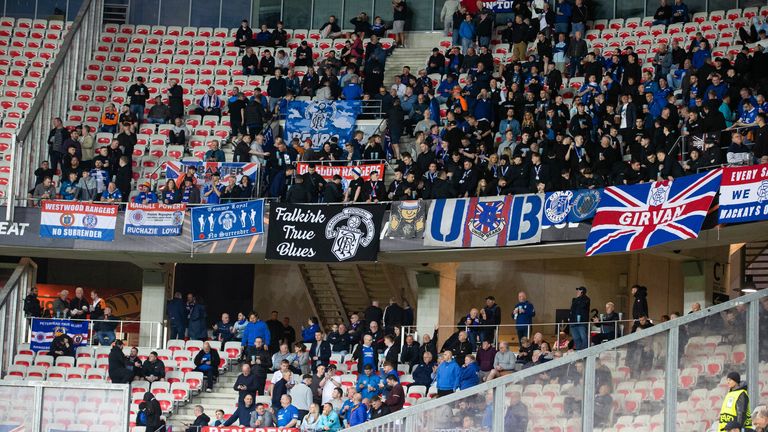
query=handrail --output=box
[345,288,768,432]
[16,0,99,142]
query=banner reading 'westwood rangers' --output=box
[191,200,264,243]
[284,100,362,149]
[124,203,186,236]
[266,203,386,262]
[718,163,768,224]
[40,201,118,241]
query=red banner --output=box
[295,162,385,182]
[202,428,300,432]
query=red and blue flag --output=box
[585,169,722,256]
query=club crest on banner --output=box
[545,191,573,224]
[572,190,601,219]
[325,208,376,261]
[468,200,506,240]
[758,181,768,203]
[649,182,671,206]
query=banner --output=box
[40,201,118,241]
[124,203,186,236]
[166,161,260,189]
[387,200,427,239]
[296,162,385,190]
[481,0,514,12]
[542,189,601,227]
[284,100,362,149]
[424,195,543,248]
[718,164,768,224]
[585,169,722,257]
[202,428,299,432]
[30,318,89,352]
[191,200,265,243]
[266,203,386,262]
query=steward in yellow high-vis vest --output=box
[720,371,753,431]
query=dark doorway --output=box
[173,264,254,327]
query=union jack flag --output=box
[463,197,513,247]
[585,169,722,256]
[165,161,260,188]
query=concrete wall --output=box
[252,264,316,329]
[41,258,143,292]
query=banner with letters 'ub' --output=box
[284,100,362,150]
[191,200,264,243]
[424,195,543,248]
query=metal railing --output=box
[26,317,166,349]
[0,380,130,431]
[12,0,103,215]
[0,258,37,377]
[346,288,768,432]
[401,318,636,351]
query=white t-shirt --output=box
[322,377,340,404]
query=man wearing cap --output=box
[719,371,752,432]
[127,77,149,124]
[569,287,591,350]
[133,182,158,204]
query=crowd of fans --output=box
[26,0,768,207]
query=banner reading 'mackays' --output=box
[267,204,386,262]
[284,100,362,149]
[424,195,543,248]
[719,163,768,223]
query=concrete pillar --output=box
[414,263,458,348]
[139,268,167,347]
[682,261,711,312]
[727,244,745,296]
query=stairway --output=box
[167,369,242,430]
[297,263,415,329]
[383,47,435,88]
[745,242,768,289]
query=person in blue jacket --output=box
[435,350,461,397]
[356,364,382,400]
[458,14,475,55]
[301,317,320,343]
[459,354,480,390]
[347,393,369,427]
[166,291,187,339]
[242,312,272,354]
[512,291,536,344]
[554,0,573,35]
[411,351,436,389]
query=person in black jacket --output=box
[364,301,384,327]
[23,286,41,317]
[323,175,344,203]
[399,334,421,371]
[249,337,272,395]
[569,286,591,350]
[194,342,221,392]
[235,20,254,49]
[142,351,166,383]
[383,298,405,333]
[285,175,311,203]
[382,335,400,370]
[167,79,184,120]
[234,363,259,406]
[141,392,163,432]
[309,331,331,372]
[185,405,211,432]
[224,394,256,426]
[108,339,132,383]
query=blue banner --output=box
[31,318,90,352]
[284,100,362,149]
[542,189,601,227]
[482,0,514,12]
[191,200,265,243]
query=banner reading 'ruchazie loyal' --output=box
[266,203,386,262]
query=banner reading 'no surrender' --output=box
[266,203,386,262]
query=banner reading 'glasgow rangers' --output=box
[266,203,386,262]
[40,201,118,241]
[284,100,362,149]
[424,195,543,248]
[585,169,722,256]
[718,163,768,223]
[191,200,264,243]
[124,203,186,236]
[296,162,385,190]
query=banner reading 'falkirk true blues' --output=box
[718,163,768,224]
[284,100,362,149]
[424,195,543,248]
[191,200,265,243]
[585,169,722,256]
